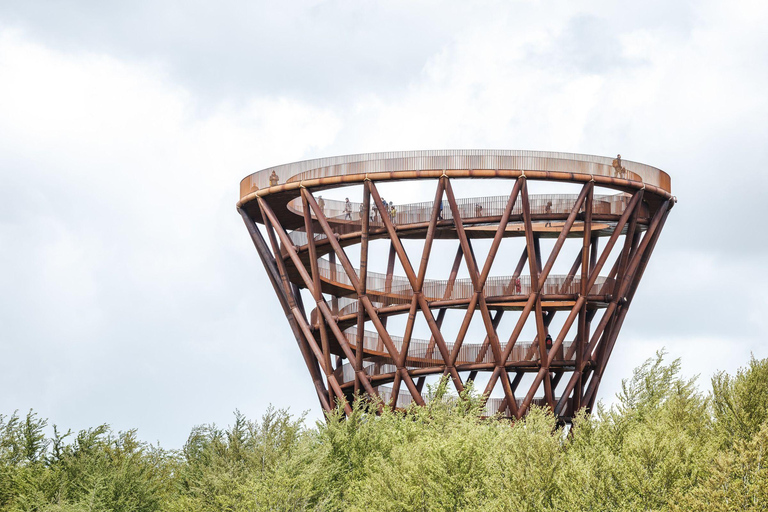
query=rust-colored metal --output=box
[237,150,674,421]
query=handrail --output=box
[240,150,671,200]
[338,330,574,370]
[286,192,639,248]
[314,256,613,302]
[376,384,553,415]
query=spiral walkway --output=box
[237,150,674,420]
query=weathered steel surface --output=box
[237,150,674,421]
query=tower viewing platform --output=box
[237,150,674,420]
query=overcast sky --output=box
[1,0,766,448]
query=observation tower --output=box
[237,150,674,421]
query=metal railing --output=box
[315,256,612,302]
[240,150,671,200]
[285,192,639,247]
[376,384,553,415]
[338,329,573,383]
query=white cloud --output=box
[0,0,766,445]
[0,30,341,444]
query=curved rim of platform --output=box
[238,149,672,208]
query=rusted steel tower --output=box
[237,151,674,421]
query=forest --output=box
[1,351,766,511]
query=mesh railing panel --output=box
[240,150,670,199]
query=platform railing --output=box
[239,150,671,200]
[337,330,574,381]
[375,384,553,415]
[285,192,636,247]
[315,257,613,301]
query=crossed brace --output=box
[239,175,672,420]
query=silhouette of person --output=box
[612,154,624,178]
[545,201,552,227]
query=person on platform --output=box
[390,204,397,224]
[318,196,325,214]
[515,277,522,295]
[438,199,444,220]
[475,203,483,217]
[545,201,552,227]
[612,154,625,179]
[545,334,553,352]
[344,198,352,220]
[269,170,279,187]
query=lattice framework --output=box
[237,153,673,421]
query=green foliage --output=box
[553,351,714,511]
[0,411,174,512]
[670,421,768,512]
[170,407,306,511]
[0,352,766,511]
[712,355,768,446]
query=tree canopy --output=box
[1,351,766,511]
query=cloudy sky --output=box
[1,0,766,447]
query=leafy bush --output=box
[0,351,766,511]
